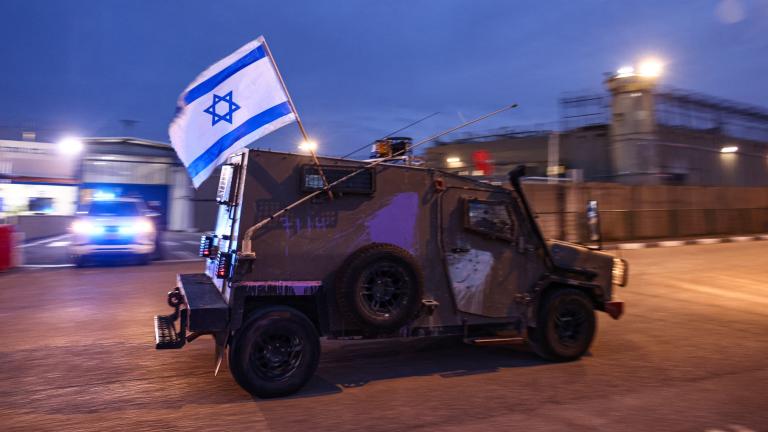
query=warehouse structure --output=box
[0,137,219,239]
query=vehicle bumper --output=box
[154,273,229,349]
[70,243,154,257]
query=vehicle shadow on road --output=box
[286,336,549,399]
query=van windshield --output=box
[88,201,140,216]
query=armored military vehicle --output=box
[154,149,628,398]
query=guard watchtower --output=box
[604,62,662,184]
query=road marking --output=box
[706,425,757,432]
[657,240,685,247]
[172,250,196,259]
[164,241,181,246]
[618,243,646,250]
[669,279,768,306]
[728,425,757,432]
[19,234,70,248]
[47,241,71,247]
[183,240,201,245]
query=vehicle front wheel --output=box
[528,288,596,362]
[229,306,320,398]
[136,253,151,265]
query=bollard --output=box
[0,224,13,271]
[12,230,24,267]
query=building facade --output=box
[426,74,768,187]
[0,137,219,235]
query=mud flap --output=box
[214,331,228,376]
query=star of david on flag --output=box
[169,36,297,187]
[203,91,241,126]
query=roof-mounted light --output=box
[57,137,84,155]
[616,66,635,78]
[638,59,663,78]
[298,140,317,153]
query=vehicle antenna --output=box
[241,103,518,253]
[340,111,440,159]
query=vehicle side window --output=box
[464,198,515,241]
[300,165,375,194]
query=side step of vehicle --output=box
[154,309,187,349]
[463,336,524,346]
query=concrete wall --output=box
[521,182,768,242]
[656,126,768,186]
[12,215,74,241]
[425,135,550,177]
[559,126,612,180]
[424,126,614,183]
[191,167,220,232]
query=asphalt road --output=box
[19,231,204,266]
[0,241,766,431]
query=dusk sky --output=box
[1,0,767,156]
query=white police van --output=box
[69,197,156,266]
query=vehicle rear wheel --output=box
[335,244,423,332]
[528,288,596,361]
[136,253,151,265]
[229,306,320,398]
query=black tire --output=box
[335,243,423,332]
[137,253,151,265]
[73,256,86,268]
[228,306,320,398]
[528,288,596,361]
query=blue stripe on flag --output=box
[187,101,293,179]
[182,44,268,106]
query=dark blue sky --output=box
[1,0,766,156]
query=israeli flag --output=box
[170,36,296,187]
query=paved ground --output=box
[0,241,767,431]
[19,231,204,266]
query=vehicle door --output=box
[440,187,540,318]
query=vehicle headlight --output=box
[71,220,104,235]
[136,218,155,233]
[612,258,628,287]
[119,218,155,235]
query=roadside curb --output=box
[602,233,768,250]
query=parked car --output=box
[70,197,156,266]
[154,150,628,398]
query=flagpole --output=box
[261,38,333,199]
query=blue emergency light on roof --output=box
[93,191,116,201]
